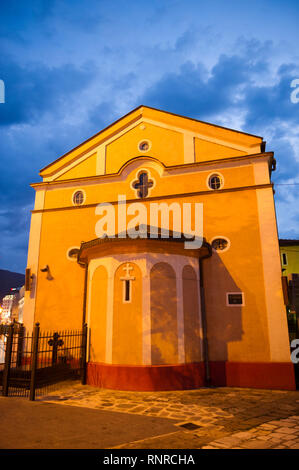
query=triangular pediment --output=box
[40,106,264,182]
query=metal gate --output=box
[0,322,87,400]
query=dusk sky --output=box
[1,0,299,273]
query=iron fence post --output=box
[29,322,40,401]
[51,332,59,366]
[81,323,88,385]
[2,323,14,396]
[16,324,24,368]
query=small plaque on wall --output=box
[227,293,244,305]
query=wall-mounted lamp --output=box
[40,265,53,280]
[25,268,34,291]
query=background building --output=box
[1,287,23,324]
[17,286,25,324]
[280,240,299,345]
[280,240,299,277]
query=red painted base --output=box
[86,361,296,391]
[86,362,205,391]
[210,361,296,390]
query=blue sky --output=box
[1,0,299,273]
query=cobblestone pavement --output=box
[38,382,299,449]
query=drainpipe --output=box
[198,246,212,387]
[78,260,88,329]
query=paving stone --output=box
[240,440,274,449]
[233,431,254,439]
[128,405,147,412]
[169,414,188,419]
[277,427,298,434]
[157,411,171,418]
[208,442,227,448]
[212,437,243,446]
[259,424,277,429]
[265,420,283,426]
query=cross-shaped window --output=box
[120,263,135,303]
[132,171,154,198]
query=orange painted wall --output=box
[41,162,256,211]
[56,152,97,181]
[33,171,271,360]
[195,137,244,162]
[106,122,184,174]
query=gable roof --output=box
[39,105,264,178]
[279,239,299,247]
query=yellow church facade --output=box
[23,106,295,391]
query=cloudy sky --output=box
[1,0,299,273]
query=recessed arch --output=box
[150,262,178,365]
[183,265,201,362]
[117,156,165,179]
[89,265,108,363]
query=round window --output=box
[208,174,223,190]
[72,190,84,205]
[211,238,229,252]
[138,140,151,152]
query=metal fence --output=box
[0,322,87,400]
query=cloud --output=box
[1,2,299,273]
[140,53,269,120]
[0,54,96,126]
[243,64,299,130]
[0,205,32,273]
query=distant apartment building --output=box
[0,287,23,323]
[1,294,15,323]
[18,286,25,323]
[280,239,299,276]
[280,240,299,343]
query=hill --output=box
[0,269,25,303]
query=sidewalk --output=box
[40,381,299,449]
[1,381,299,449]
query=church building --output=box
[23,105,295,391]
